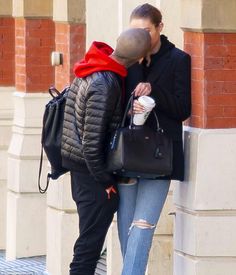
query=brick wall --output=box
[0,18,15,86]
[55,22,85,91]
[1,17,86,93]
[185,32,236,128]
[15,18,55,92]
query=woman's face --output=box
[130,18,163,54]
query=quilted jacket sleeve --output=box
[78,77,120,188]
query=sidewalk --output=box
[0,250,106,275]
[0,250,46,275]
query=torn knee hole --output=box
[132,219,156,229]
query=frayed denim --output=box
[117,178,170,275]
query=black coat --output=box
[125,36,191,181]
[61,71,123,188]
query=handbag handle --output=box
[120,93,134,127]
[120,93,161,131]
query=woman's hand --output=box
[134,82,151,97]
[133,99,146,114]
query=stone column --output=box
[6,0,54,260]
[0,0,14,250]
[86,0,120,49]
[86,0,157,49]
[147,189,175,275]
[158,0,183,49]
[53,0,86,90]
[46,1,86,275]
[174,1,236,274]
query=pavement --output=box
[0,250,46,275]
[0,250,106,275]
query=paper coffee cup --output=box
[133,96,156,125]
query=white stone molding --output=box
[6,92,49,260]
[46,207,78,275]
[107,215,122,275]
[6,192,46,260]
[173,127,236,275]
[0,87,14,249]
[175,127,236,210]
[47,173,76,211]
[46,169,78,275]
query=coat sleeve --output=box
[150,53,191,121]
[78,80,119,188]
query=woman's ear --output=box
[158,22,164,33]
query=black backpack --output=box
[38,86,70,194]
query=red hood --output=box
[74,41,127,78]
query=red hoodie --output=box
[73,41,127,78]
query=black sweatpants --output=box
[69,171,119,275]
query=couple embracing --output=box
[61,3,191,275]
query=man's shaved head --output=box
[112,28,151,67]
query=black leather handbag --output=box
[107,95,173,178]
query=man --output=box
[61,28,151,275]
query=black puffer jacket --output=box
[61,71,123,188]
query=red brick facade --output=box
[0,18,15,86]
[15,18,55,92]
[2,15,236,130]
[1,17,86,93]
[184,32,236,129]
[55,22,86,91]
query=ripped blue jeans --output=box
[117,178,170,275]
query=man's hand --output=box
[134,82,151,97]
[105,185,117,199]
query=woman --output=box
[117,4,191,275]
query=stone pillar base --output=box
[174,251,236,275]
[6,92,49,259]
[107,216,122,275]
[174,128,236,275]
[46,175,78,275]
[6,192,46,260]
[0,180,7,249]
[148,234,173,275]
[46,207,78,275]
[0,87,14,249]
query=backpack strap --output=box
[38,145,49,194]
[37,86,58,194]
